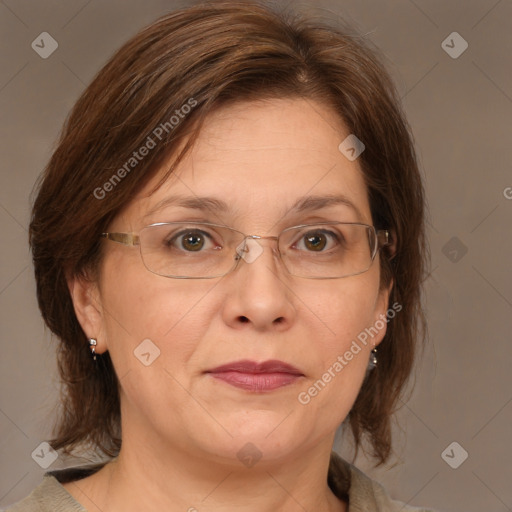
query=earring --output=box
[89,338,97,361]
[367,347,378,371]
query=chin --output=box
[205,436,302,469]
[205,412,313,461]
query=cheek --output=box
[98,253,214,371]
[97,261,217,425]
[296,276,381,414]
[311,275,381,352]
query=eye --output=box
[294,229,342,252]
[165,228,220,252]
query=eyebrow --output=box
[143,193,363,221]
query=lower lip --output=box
[208,371,302,391]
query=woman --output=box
[8,1,431,510]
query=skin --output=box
[66,98,393,512]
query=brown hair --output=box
[30,0,428,465]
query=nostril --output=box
[239,316,249,323]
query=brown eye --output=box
[180,232,205,251]
[304,233,327,251]
[164,229,213,252]
[295,229,341,252]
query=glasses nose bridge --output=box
[243,233,280,251]
[246,233,279,241]
[235,233,282,267]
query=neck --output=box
[64,431,346,512]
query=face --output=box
[73,98,392,467]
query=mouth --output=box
[205,359,304,392]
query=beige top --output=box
[5,452,436,511]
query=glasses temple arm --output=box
[101,233,140,246]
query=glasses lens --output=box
[138,222,377,279]
[279,223,376,278]
[139,223,242,278]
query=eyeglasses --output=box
[101,221,389,279]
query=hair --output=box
[29,0,428,465]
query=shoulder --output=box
[3,475,85,512]
[329,451,438,512]
[4,463,105,512]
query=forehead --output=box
[124,98,372,228]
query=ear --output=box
[67,272,107,355]
[371,276,395,349]
[372,225,398,344]
[383,227,397,261]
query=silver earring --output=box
[89,338,97,361]
[367,347,378,371]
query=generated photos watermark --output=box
[93,97,198,200]
[31,32,59,59]
[441,31,468,59]
[338,133,365,161]
[441,441,469,469]
[31,441,58,469]
[236,442,263,468]
[134,338,161,366]
[297,301,402,405]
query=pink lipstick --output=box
[206,359,304,392]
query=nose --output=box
[221,236,296,332]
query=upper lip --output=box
[207,359,303,375]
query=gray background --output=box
[1,1,511,511]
